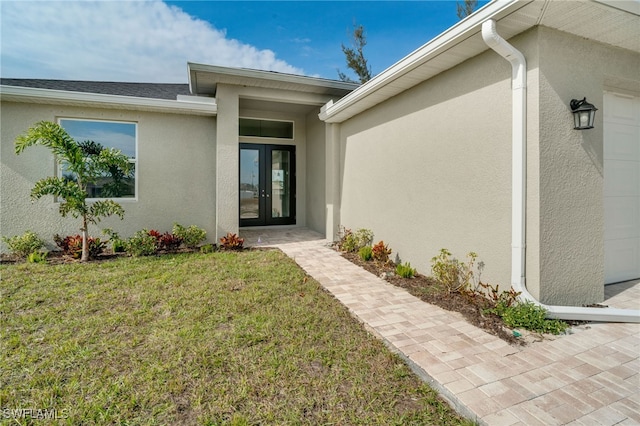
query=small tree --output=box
[338,23,372,84]
[457,0,478,19]
[15,121,132,262]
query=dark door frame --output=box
[239,143,296,227]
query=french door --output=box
[239,143,296,226]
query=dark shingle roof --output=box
[0,79,191,100]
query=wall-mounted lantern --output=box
[570,98,598,130]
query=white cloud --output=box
[0,0,306,82]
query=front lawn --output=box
[1,250,472,425]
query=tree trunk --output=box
[81,215,89,262]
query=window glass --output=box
[59,119,137,198]
[239,118,293,139]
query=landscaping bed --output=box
[341,251,522,345]
[333,228,573,346]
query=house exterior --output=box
[1,0,638,307]
[0,73,355,251]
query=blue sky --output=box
[1,1,489,83]
[60,119,137,158]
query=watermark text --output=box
[2,408,69,420]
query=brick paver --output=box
[241,228,640,425]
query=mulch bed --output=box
[339,251,523,345]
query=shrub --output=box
[54,234,105,259]
[200,243,216,254]
[2,231,45,258]
[358,245,373,261]
[112,239,127,253]
[102,228,126,253]
[126,229,159,257]
[395,262,416,278]
[371,241,392,263]
[489,301,568,335]
[148,229,162,240]
[158,232,183,251]
[337,227,373,253]
[173,223,206,249]
[27,251,48,264]
[479,282,520,308]
[139,229,183,251]
[430,249,482,293]
[219,232,244,250]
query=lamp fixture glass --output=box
[570,98,598,130]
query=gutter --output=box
[319,0,530,123]
[0,85,218,116]
[481,19,639,323]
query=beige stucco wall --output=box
[335,25,640,306]
[0,102,216,251]
[337,46,515,287]
[216,84,240,239]
[534,26,640,305]
[304,108,326,234]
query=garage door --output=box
[604,92,640,284]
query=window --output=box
[239,118,293,139]
[59,119,137,199]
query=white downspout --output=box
[481,19,639,323]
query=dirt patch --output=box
[341,251,527,345]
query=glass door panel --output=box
[240,147,262,222]
[270,150,291,219]
[240,144,295,227]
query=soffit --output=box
[539,1,639,53]
[322,0,639,123]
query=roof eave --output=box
[0,85,218,116]
[188,62,359,96]
[319,0,529,123]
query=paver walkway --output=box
[241,228,640,426]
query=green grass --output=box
[1,251,473,425]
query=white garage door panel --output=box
[605,239,640,284]
[604,161,640,196]
[604,124,640,160]
[605,197,640,240]
[608,94,638,124]
[604,92,640,285]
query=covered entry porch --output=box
[187,62,357,241]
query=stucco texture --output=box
[1,102,216,251]
[535,26,640,305]
[336,26,640,306]
[304,108,327,235]
[337,47,514,288]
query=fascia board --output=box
[320,0,530,123]
[188,62,359,93]
[0,85,217,116]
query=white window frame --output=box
[57,117,139,202]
